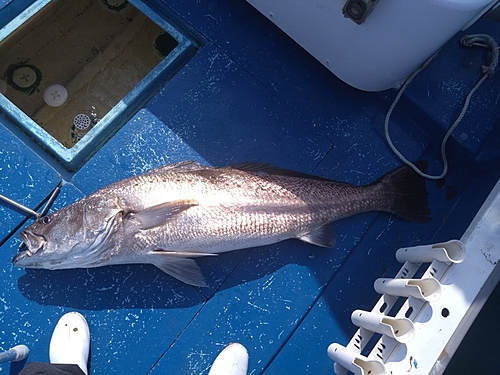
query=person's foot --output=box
[49,312,90,375]
[208,342,248,375]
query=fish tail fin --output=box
[376,161,431,223]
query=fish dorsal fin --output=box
[133,199,198,230]
[297,223,336,248]
[147,160,213,175]
[229,162,335,182]
[154,257,207,287]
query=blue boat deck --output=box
[1,1,500,374]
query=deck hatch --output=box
[0,0,198,171]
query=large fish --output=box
[13,161,430,286]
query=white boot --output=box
[49,312,90,375]
[208,343,248,375]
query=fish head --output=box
[14,196,124,270]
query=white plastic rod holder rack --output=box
[330,246,449,375]
[328,178,500,375]
[350,310,415,343]
[328,343,389,375]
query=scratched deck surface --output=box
[1,1,500,374]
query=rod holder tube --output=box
[351,310,415,343]
[328,343,388,375]
[374,277,442,302]
[396,240,466,264]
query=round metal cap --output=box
[73,114,91,130]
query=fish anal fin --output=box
[133,199,198,230]
[154,257,207,287]
[298,223,335,248]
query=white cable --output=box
[384,34,498,180]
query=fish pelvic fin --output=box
[298,223,335,248]
[154,257,208,287]
[377,161,431,223]
[132,199,198,230]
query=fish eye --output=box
[39,216,51,224]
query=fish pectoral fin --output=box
[154,257,207,287]
[298,223,335,248]
[133,199,198,230]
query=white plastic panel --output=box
[246,0,498,91]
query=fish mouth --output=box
[14,230,46,266]
[12,250,32,266]
[19,230,46,252]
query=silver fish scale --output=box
[103,167,372,255]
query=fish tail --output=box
[375,161,431,223]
